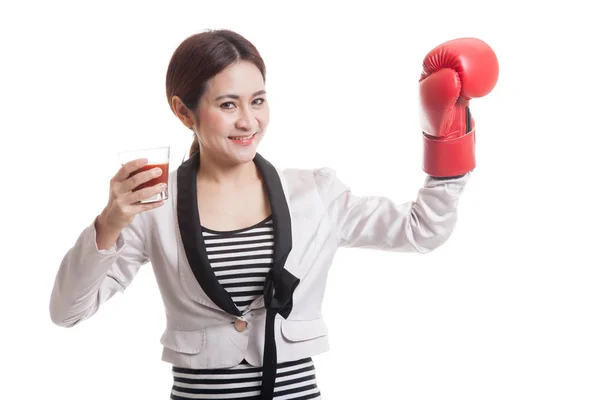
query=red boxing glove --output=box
[419,38,499,177]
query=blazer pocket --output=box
[281,318,328,342]
[160,329,206,354]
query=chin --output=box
[235,152,257,164]
[223,146,255,165]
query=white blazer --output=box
[50,152,470,398]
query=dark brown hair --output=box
[165,29,267,157]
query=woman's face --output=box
[194,60,269,166]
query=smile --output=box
[228,132,257,141]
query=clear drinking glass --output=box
[117,146,170,203]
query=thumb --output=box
[420,69,461,136]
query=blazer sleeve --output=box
[49,214,149,327]
[313,167,470,253]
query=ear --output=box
[171,96,195,129]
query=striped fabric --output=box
[203,216,275,311]
[170,216,322,399]
[171,358,321,400]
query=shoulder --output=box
[280,167,348,200]
[280,166,337,184]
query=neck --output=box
[196,149,259,187]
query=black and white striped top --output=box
[203,216,275,311]
[170,216,322,400]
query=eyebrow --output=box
[214,90,266,101]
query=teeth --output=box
[229,132,256,140]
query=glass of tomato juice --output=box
[117,146,170,203]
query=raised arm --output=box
[49,158,166,327]
[315,37,498,253]
[314,168,469,253]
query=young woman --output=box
[50,30,498,399]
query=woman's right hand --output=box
[95,158,166,248]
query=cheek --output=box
[258,107,270,125]
[198,109,231,135]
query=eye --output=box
[220,101,236,109]
[253,97,265,106]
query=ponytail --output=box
[189,134,199,157]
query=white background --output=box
[1,1,599,399]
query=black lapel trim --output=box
[176,152,240,316]
[253,153,292,269]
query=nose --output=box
[235,107,258,132]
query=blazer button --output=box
[234,318,248,332]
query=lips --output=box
[228,132,258,142]
[228,133,256,140]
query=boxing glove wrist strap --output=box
[423,129,475,177]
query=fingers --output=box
[121,166,164,193]
[112,158,148,183]
[136,200,164,212]
[127,195,165,216]
[107,185,165,225]
[103,159,166,231]
[126,182,167,204]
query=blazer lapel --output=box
[253,153,292,273]
[176,152,241,316]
